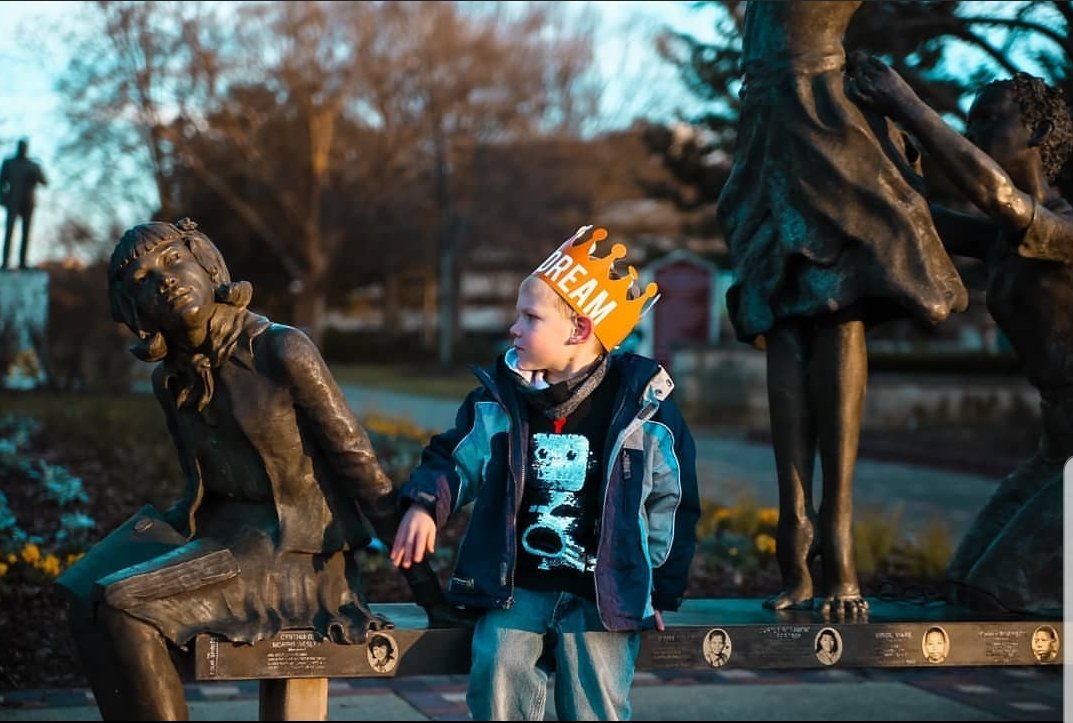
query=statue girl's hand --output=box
[846,51,921,121]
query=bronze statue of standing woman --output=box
[716,1,967,615]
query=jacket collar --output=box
[485,350,673,418]
[227,312,271,370]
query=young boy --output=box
[391,225,700,720]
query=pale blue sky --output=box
[0,1,722,264]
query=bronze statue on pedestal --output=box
[58,218,460,720]
[716,0,967,616]
[0,139,47,270]
[850,54,1072,617]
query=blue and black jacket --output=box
[398,350,700,632]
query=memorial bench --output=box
[192,599,1062,720]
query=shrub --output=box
[692,494,951,588]
[0,414,95,584]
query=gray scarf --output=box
[514,354,610,420]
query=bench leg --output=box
[259,678,328,721]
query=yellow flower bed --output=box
[694,498,951,580]
[1,544,75,580]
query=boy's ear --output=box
[570,315,595,345]
[1029,119,1053,148]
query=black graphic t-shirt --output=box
[514,366,617,599]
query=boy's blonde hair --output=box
[520,274,576,321]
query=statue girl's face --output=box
[124,239,216,343]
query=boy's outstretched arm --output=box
[391,505,479,628]
[391,506,438,569]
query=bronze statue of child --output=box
[849,55,1073,616]
[58,218,458,720]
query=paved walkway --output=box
[0,666,1064,721]
[338,383,1001,542]
[8,601,1062,720]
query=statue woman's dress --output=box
[717,0,967,342]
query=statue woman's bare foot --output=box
[818,592,869,619]
[763,585,814,611]
[766,522,819,611]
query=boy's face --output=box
[965,84,1032,172]
[510,280,580,374]
[125,240,215,337]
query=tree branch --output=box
[179,149,305,281]
[959,15,1070,53]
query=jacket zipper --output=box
[503,413,525,610]
[594,372,662,627]
[592,389,634,627]
[471,364,518,609]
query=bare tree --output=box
[55,1,217,222]
[651,0,1073,208]
[348,1,599,364]
[56,0,599,352]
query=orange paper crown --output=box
[533,225,660,351]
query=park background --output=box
[0,0,1070,694]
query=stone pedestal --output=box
[0,269,49,389]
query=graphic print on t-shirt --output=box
[520,432,596,572]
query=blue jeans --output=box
[467,587,641,720]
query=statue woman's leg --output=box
[764,320,820,610]
[811,313,869,616]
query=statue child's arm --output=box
[929,203,1000,260]
[850,54,1034,235]
[266,325,397,524]
[1016,201,1073,264]
[151,364,199,537]
[268,326,458,620]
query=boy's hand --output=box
[654,610,665,632]
[390,506,437,569]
